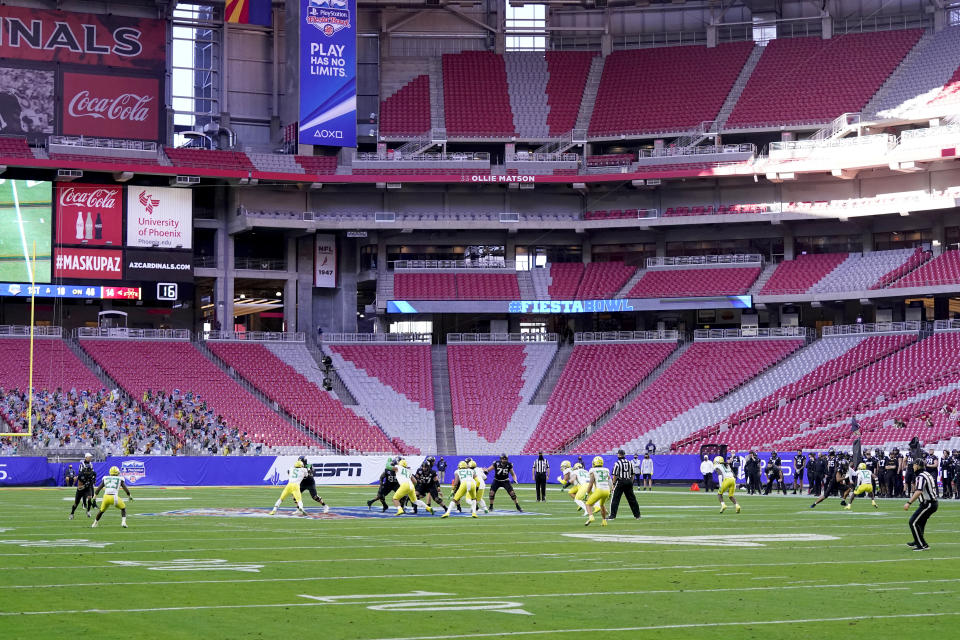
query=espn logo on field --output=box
[53,248,123,280]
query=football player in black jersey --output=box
[811,450,842,508]
[763,452,787,495]
[485,454,522,511]
[296,456,330,513]
[792,450,805,494]
[367,456,401,512]
[414,458,446,512]
[69,453,98,519]
[902,450,917,496]
[884,448,901,497]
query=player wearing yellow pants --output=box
[442,462,478,518]
[844,463,878,510]
[92,466,132,528]
[270,459,307,516]
[469,460,489,513]
[584,456,611,526]
[714,456,741,513]
[392,459,431,515]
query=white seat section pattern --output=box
[808,249,916,294]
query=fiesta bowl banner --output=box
[298,0,357,147]
[126,187,192,249]
[55,183,123,246]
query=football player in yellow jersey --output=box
[714,456,741,513]
[392,458,432,516]
[468,460,489,513]
[584,457,611,526]
[270,459,307,516]
[91,466,132,528]
[844,462,878,510]
[442,461,478,518]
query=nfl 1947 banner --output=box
[298,0,357,147]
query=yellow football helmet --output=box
[592,456,603,467]
[573,462,583,470]
[468,461,477,469]
[458,461,468,469]
[858,462,867,470]
[560,460,571,469]
[714,456,724,465]
[109,466,120,476]
[399,459,408,468]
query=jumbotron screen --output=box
[0,179,52,284]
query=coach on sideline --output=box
[609,449,640,519]
[904,457,938,550]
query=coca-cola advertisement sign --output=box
[54,248,123,280]
[55,183,123,247]
[0,6,165,71]
[61,73,160,140]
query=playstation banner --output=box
[298,0,357,147]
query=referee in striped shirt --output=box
[904,457,938,550]
[610,449,641,519]
[533,453,549,501]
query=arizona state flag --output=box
[226,0,272,26]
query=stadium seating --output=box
[443,52,516,137]
[295,155,338,174]
[0,136,33,159]
[759,253,848,295]
[809,249,918,293]
[627,266,761,298]
[868,26,960,116]
[726,30,922,128]
[329,345,433,410]
[545,51,596,135]
[207,342,400,453]
[81,340,316,448]
[886,249,960,287]
[456,273,520,300]
[0,338,101,393]
[392,272,519,300]
[393,273,458,299]
[930,63,960,104]
[586,154,633,167]
[547,263,584,299]
[871,248,932,289]
[505,53,550,138]
[164,148,256,171]
[379,74,431,136]
[522,341,678,453]
[577,262,636,299]
[576,338,803,453]
[49,152,160,166]
[589,42,753,136]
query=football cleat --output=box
[872,501,878,509]
[69,514,74,520]
[269,509,277,515]
[91,520,98,528]
[395,508,404,516]
[425,505,434,515]
[843,505,851,510]
[585,515,595,526]
[601,519,608,527]
[323,505,330,514]
[720,502,727,513]
[121,522,128,528]
[441,512,450,518]
[471,512,478,518]
[735,504,741,514]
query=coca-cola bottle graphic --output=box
[75,211,84,240]
[94,212,103,240]
[85,212,93,240]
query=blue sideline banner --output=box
[0,457,58,486]
[298,0,357,147]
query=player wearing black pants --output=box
[792,451,805,494]
[69,455,97,519]
[414,459,446,512]
[609,449,640,520]
[764,453,787,495]
[810,451,841,508]
[367,459,401,512]
[486,454,522,511]
[297,456,329,512]
[905,460,938,550]
[533,453,549,502]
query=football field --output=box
[1,485,957,640]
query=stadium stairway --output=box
[431,345,456,455]
[530,267,551,299]
[429,57,446,131]
[565,340,692,452]
[195,340,335,450]
[574,55,605,132]
[531,343,574,405]
[715,44,765,130]
[63,336,126,395]
[516,270,538,299]
[505,53,551,139]
[616,267,648,298]
[749,263,778,295]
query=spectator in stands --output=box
[700,455,715,492]
[645,439,656,455]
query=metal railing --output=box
[392,259,512,270]
[234,257,287,271]
[574,330,680,343]
[194,255,218,268]
[646,254,762,268]
[898,124,960,148]
[447,332,557,344]
[203,331,305,342]
[0,325,63,338]
[48,135,159,152]
[75,328,191,340]
[322,333,432,343]
[933,319,960,332]
[810,112,861,142]
[771,133,894,154]
[357,151,489,163]
[693,327,812,340]
[822,321,926,337]
[638,143,755,158]
[508,152,579,163]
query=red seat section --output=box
[207,342,399,453]
[726,31,922,128]
[589,42,753,136]
[628,267,761,298]
[0,136,33,159]
[295,155,338,174]
[456,273,520,300]
[577,339,803,453]
[577,262,636,299]
[164,147,255,171]
[50,152,160,166]
[548,263,584,299]
[544,51,596,135]
[871,248,932,289]
[379,75,431,136]
[522,342,677,453]
[759,253,848,295]
[443,52,516,137]
[80,340,312,447]
[886,249,960,288]
[448,345,524,442]
[330,344,434,410]
[0,338,101,392]
[393,273,458,300]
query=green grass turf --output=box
[0,485,957,640]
